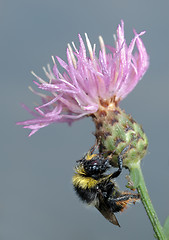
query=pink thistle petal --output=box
[17,21,149,136]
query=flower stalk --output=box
[129,163,167,240]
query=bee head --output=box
[77,153,111,177]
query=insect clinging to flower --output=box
[72,144,140,226]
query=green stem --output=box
[129,163,166,240]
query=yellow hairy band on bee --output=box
[73,164,113,189]
[72,174,98,189]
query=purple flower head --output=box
[17,20,149,136]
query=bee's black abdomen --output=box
[74,185,97,204]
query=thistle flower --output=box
[16,22,169,239]
[17,20,149,138]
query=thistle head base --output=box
[92,106,148,168]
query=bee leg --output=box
[109,193,140,205]
[106,193,140,213]
[110,155,123,178]
[111,145,130,179]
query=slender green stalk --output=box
[129,163,166,240]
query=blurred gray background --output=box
[1,0,169,239]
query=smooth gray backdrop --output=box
[1,0,169,239]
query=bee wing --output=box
[95,193,120,227]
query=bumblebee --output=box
[72,145,140,226]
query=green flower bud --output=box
[93,106,148,169]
